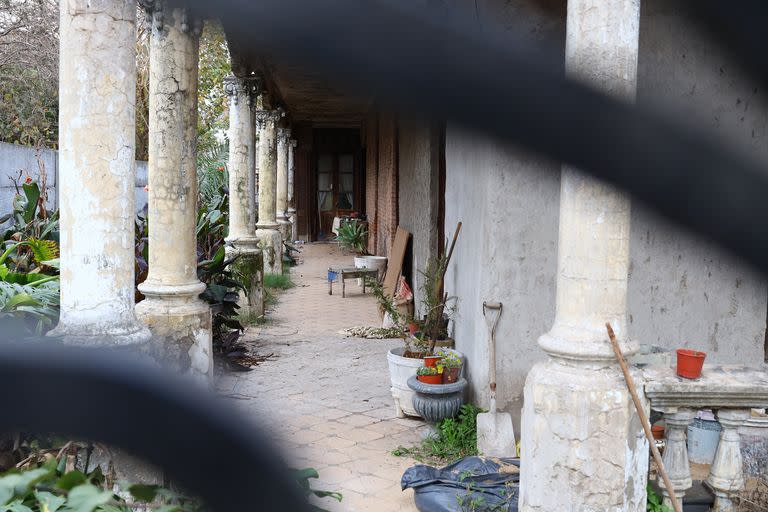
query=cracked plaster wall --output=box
[443,0,768,437]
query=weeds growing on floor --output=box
[646,485,672,512]
[265,273,294,290]
[237,311,268,326]
[263,272,294,307]
[393,404,483,464]
[738,470,768,511]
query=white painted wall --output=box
[0,141,149,226]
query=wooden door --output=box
[314,129,361,239]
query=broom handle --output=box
[606,323,683,512]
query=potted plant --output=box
[438,350,462,383]
[423,352,442,368]
[335,218,368,257]
[413,222,462,352]
[369,267,464,419]
[336,219,388,283]
[416,366,442,384]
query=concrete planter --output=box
[387,346,463,418]
[407,376,468,423]
[354,255,387,285]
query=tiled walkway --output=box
[217,243,423,511]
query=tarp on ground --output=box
[401,456,520,511]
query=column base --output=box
[226,248,264,319]
[277,218,291,243]
[135,289,213,385]
[48,316,151,347]
[519,357,648,512]
[287,208,298,242]
[225,235,260,253]
[256,228,283,275]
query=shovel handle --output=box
[483,302,503,413]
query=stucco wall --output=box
[629,0,768,364]
[443,1,768,432]
[0,141,149,224]
[397,117,440,313]
[444,128,560,429]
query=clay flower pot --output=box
[676,349,706,379]
[652,424,665,440]
[442,366,461,384]
[423,355,441,368]
[418,374,443,385]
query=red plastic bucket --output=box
[676,349,706,379]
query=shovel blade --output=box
[476,412,516,458]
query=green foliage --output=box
[1,180,59,246]
[0,180,60,335]
[196,22,232,157]
[0,0,59,148]
[196,142,229,211]
[264,273,294,291]
[0,68,58,148]
[436,349,462,368]
[417,366,438,376]
[0,281,59,335]
[393,404,483,464]
[646,485,673,512]
[335,220,368,255]
[0,460,201,512]
[198,246,245,355]
[293,468,342,511]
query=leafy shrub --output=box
[0,458,201,512]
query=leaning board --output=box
[383,226,410,298]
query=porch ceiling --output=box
[262,60,371,126]
[223,23,370,127]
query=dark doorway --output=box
[312,128,363,240]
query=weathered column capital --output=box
[254,107,284,131]
[139,0,202,36]
[224,75,262,108]
[277,128,292,147]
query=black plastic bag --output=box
[401,456,520,511]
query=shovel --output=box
[477,301,516,457]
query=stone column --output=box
[519,1,645,511]
[276,128,292,241]
[133,1,213,381]
[223,75,264,317]
[51,0,150,346]
[254,99,284,275]
[707,409,750,512]
[660,409,696,508]
[287,138,298,243]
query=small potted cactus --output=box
[438,350,462,384]
[417,366,442,384]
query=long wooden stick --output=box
[606,322,683,512]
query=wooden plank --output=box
[383,226,410,298]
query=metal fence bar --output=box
[3,1,768,509]
[0,340,310,512]
[206,0,768,276]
